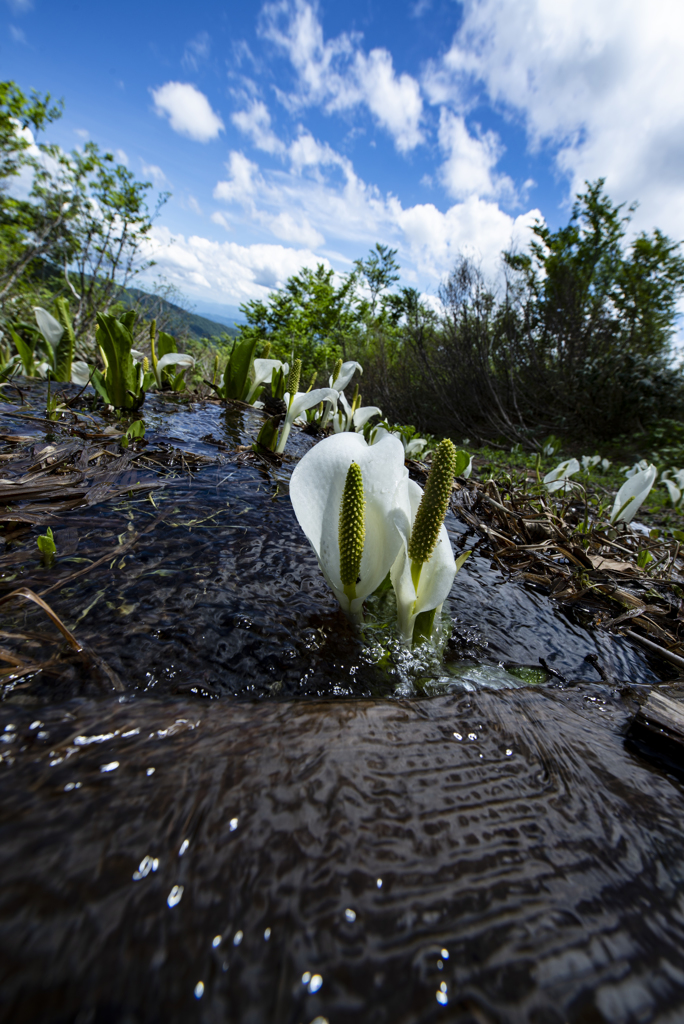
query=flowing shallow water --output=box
[0,386,683,1023]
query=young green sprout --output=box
[36,527,56,567]
[339,462,366,604]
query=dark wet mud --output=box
[0,384,683,1023]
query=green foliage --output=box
[238,264,355,381]
[92,310,145,410]
[209,336,259,401]
[0,79,162,349]
[36,526,56,566]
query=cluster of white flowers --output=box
[290,433,468,644]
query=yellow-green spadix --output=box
[290,432,411,622]
[391,439,464,643]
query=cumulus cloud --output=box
[151,82,224,143]
[115,149,129,166]
[260,0,424,152]
[214,152,261,205]
[231,100,285,154]
[210,129,538,292]
[423,0,684,238]
[145,226,328,302]
[437,109,514,201]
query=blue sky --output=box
[4,0,684,319]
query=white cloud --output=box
[141,161,167,187]
[231,100,285,154]
[260,0,424,152]
[115,149,128,166]
[151,82,224,143]
[389,194,539,279]
[74,128,89,140]
[208,129,538,293]
[6,0,31,12]
[211,211,231,230]
[145,226,327,302]
[9,25,26,42]
[424,0,684,238]
[188,195,202,215]
[214,152,260,205]
[182,31,210,71]
[269,211,324,247]
[437,109,513,201]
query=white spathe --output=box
[71,361,90,386]
[332,391,381,432]
[610,463,657,524]
[34,307,64,348]
[246,358,288,404]
[330,361,362,392]
[152,352,195,388]
[543,458,580,493]
[390,479,458,643]
[276,387,339,453]
[289,432,411,620]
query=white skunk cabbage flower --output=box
[289,432,411,622]
[391,478,460,643]
[581,455,601,470]
[332,392,382,432]
[246,358,288,404]
[390,438,466,644]
[276,387,339,453]
[600,458,611,472]
[610,463,657,523]
[145,351,195,389]
[543,458,580,493]
[34,307,64,348]
[624,459,649,478]
[71,360,91,386]
[320,360,363,428]
[663,479,682,508]
[405,438,428,457]
[330,360,362,392]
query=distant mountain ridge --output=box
[119,287,239,341]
